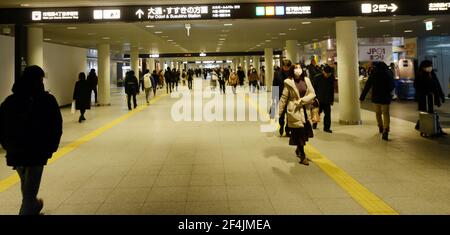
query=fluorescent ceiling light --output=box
[167,39,173,42]
[279,33,286,36]
[379,20,391,23]
[301,22,311,24]
[102,37,110,39]
[404,30,413,33]
[219,38,226,41]
[43,38,51,41]
[224,23,233,26]
[265,39,271,42]
[288,28,296,31]
[200,53,207,56]
[154,31,163,34]
[145,25,155,28]
[67,26,77,30]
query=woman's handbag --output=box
[310,99,320,124]
[303,105,314,138]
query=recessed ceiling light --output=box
[404,30,413,33]
[224,23,233,26]
[154,31,163,34]
[145,25,155,28]
[167,39,173,42]
[20,4,30,7]
[379,20,391,23]
[301,22,311,25]
[66,26,77,30]
[279,33,287,36]
[161,35,168,38]
[43,38,51,41]
[102,37,110,40]
[219,38,226,41]
[288,28,296,31]
[265,40,271,42]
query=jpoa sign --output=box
[359,46,393,62]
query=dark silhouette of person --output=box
[0,65,63,215]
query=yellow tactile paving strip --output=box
[247,94,399,215]
[0,93,167,193]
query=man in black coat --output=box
[273,60,292,137]
[360,62,395,140]
[164,68,173,94]
[0,65,63,215]
[237,67,245,87]
[312,64,335,133]
[86,69,98,104]
[73,72,91,123]
[125,70,139,110]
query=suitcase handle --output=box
[426,93,434,113]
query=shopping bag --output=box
[71,101,76,114]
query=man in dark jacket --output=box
[124,70,139,110]
[73,72,91,123]
[164,68,173,94]
[0,65,63,215]
[360,62,395,140]
[237,67,245,87]
[312,64,335,133]
[86,69,98,104]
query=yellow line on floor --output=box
[247,93,399,215]
[0,93,167,193]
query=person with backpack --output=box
[86,68,98,104]
[360,62,395,140]
[142,69,153,104]
[124,70,139,110]
[73,72,91,123]
[0,65,63,215]
[229,72,238,94]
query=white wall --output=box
[0,35,15,103]
[43,43,87,106]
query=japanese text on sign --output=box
[32,11,79,21]
[285,6,312,15]
[136,6,209,20]
[211,5,240,18]
[361,3,398,13]
[429,2,450,11]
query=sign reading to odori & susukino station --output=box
[0,1,448,24]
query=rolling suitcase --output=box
[419,93,439,137]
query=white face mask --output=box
[294,68,302,76]
[425,67,433,73]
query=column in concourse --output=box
[130,47,139,76]
[97,43,110,106]
[244,56,249,81]
[148,58,155,73]
[336,20,361,125]
[27,27,43,68]
[285,40,298,64]
[264,48,274,92]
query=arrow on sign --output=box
[388,3,398,12]
[136,9,144,19]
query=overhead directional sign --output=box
[361,3,398,14]
[0,1,446,24]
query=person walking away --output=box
[151,70,158,96]
[414,60,446,136]
[125,70,139,110]
[164,67,172,94]
[0,65,63,215]
[211,68,219,91]
[313,64,335,133]
[360,62,395,140]
[73,72,91,123]
[142,69,152,104]
[174,69,180,91]
[86,68,98,104]
[229,72,238,94]
[158,70,164,89]
[278,63,316,165]
[187,69,194,90]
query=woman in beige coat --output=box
[278,63,316,165]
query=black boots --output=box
[382,131,389,141]
[313,123,317,129]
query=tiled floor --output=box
[0,77,449,215]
